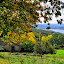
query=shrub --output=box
[34,42,55,55]
[34,43,42,54]
[21,42,34,52]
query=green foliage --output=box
[34,43,42,54]
[34,42,55,55]
[21,41,34,52]
[49,33,64,46]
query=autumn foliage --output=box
[0,0,64,45]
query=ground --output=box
[0,49,64,64]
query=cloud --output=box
[60,0,64,2]
[37,1,64,24]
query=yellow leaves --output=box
[19,30,22,33]
[41,35,53,42]
[4,35,7,38]
[12,15,14,18]
[29,37,36,44]
[47,35,52,39]
[8,42,13,45]
[26,32,36,44]
[0,31,3,36]
[26,1,30,3]
[21,34,27,39]
[27,32,35,38]
[46,35,52,41]
[41,36,46,42]
[7,31,11,36]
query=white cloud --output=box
[37,1,64,24]
[60,0,64,2]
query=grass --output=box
[45,49,64,57]
[0,49,64,64]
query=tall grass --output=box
[0,49,64,64]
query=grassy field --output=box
[0,49,64,64]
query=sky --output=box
[37,0,64,24]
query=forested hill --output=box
[32,28,57,36]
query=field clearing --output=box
[0,49,64,64]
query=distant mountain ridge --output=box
[36,24,64,29]
[36,24,64,34]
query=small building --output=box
[4,43,21,52]
[0,39,21,52]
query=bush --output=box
[34,42,55,55]
[34,43,42,54]
[21,42,34,52]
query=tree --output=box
[34,35,55,58]
[49,34,64,48]
[34,41,55,58]
[0,0,64,44]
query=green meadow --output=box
[0,49,64,64]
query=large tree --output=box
[0,0,64,44]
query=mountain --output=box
[36,24,64,34]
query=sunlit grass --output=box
[0,49,64,64]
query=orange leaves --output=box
[16,26,19,30]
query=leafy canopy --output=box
[0,0,64,44]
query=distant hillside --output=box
[36,24,64,29]
[32,28,56,36]
[36,24,64,34]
